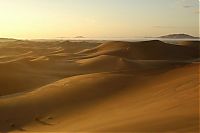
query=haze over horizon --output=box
[0,0,199,39]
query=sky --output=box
[0,0,199,39]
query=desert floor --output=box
[0,39,199,132]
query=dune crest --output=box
[79,40,198,60]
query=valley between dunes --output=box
[0,40,199,132]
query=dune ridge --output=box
[78,40,198,60]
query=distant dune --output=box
[0,40,199,132]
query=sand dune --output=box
[0,40,199,132]
[0,40,100,96]
[79,40,198,60]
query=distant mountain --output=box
[159,34,199,39]
[0,38,18,42]
[74,36,85,38]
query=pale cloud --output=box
[183,5,193,8]
[153,26,177,29]
[177,0,199,15]
[177,0,198,8]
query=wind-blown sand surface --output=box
[0,40,199,132]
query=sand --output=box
[0,40,199,132]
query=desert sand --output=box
[0,39,199,132]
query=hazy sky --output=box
[0,0,199,39]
